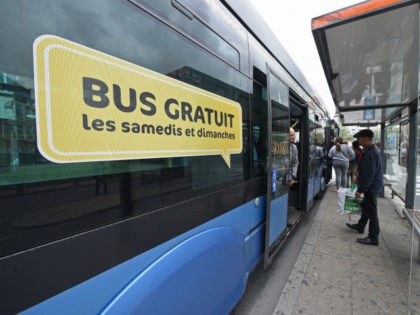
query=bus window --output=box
[0,0,250,257]
[252,67,268,177]
[132,0,240,68]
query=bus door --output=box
[288,101,306,221]
[264,69,290,267]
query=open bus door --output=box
[288,100,307,216]
[264,68,290,267]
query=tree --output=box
[339,126,353,141]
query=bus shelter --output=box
[312,0,419,312]
[312,0,419,207]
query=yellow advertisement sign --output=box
[33,35,242,167]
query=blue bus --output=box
[0,1,335,314]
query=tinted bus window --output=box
[0,0,250,257]
[133,0,240,68]
[252,69,268,177]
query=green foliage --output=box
[340,127,353,142]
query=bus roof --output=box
[224,0,329,115]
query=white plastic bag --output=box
[337,185,362,215]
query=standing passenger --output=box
[325,136,335,184]
[328,137,355,191]
[346,129,383,246]
[349,141,363,184]
[288,128,299,186]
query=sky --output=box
[248,0,362,117]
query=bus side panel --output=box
[307,178,315,202]
[246,222,265,272]
[268,194,288,246]
[20,198,264,315]
[315,161,326,197]
[247,196,266,273]
[314,177,321,196]
[101,227,246,315]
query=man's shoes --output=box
[357,236,378,246]
[346,223,364,234]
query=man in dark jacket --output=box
[346,129,383,245]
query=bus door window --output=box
[263,70,290,267]
[252,67,268,177]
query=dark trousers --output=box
[357,191,380,240]
[326,160,333,184]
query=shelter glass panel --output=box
[325,4,418,109]
[411,16,420,314]
[384,123,407,201]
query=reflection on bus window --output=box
[0,0,250,257]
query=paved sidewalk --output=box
[273,186,420,315]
